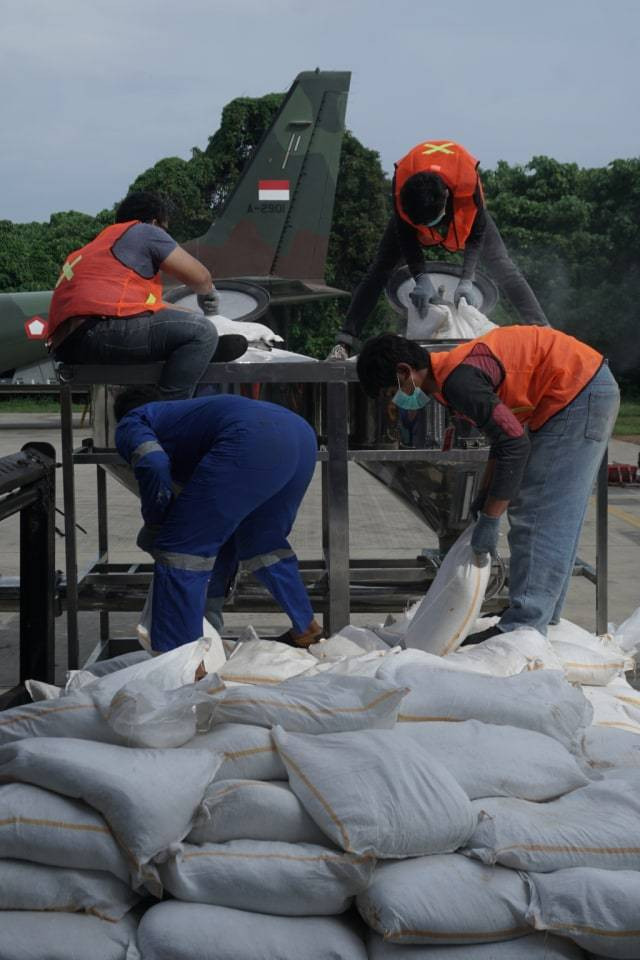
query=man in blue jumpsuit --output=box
[115,390,321,652]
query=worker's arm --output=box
[460,184,488,282]
[115,412,174,525]
[442,362,530,518]
[159,246,214,296]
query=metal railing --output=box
[0,443,57,708]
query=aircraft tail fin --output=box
[185,70,351,282]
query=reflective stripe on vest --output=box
[429,327,603,431]
[131,441,165,468]
[394,140,482,252]
[241,548,295,574]
[153,551,216,572]
[48,221,165,337]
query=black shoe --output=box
[461,624,503,647]
[212,334,248,362]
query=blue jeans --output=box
[499,364,619,635]
[54,308,218,401]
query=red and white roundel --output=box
[24,316,49,339]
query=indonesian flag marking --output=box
[258,179,290,201]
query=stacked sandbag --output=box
[5,595,640,959]
[0,644,228,956]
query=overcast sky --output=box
[2,0,638,223]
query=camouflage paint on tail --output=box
[184,70,351,282]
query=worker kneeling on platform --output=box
[115,390,322,651]
[357,326,619,642]
[48,191,246,400]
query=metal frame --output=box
[0,443,56,708]
[56,360,610,665]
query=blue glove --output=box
[454,279,481,309]
[136,523,161,554]
[471,513,500,563]
[409,273,439,318]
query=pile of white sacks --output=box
[2,530,640,960]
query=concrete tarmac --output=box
[1,414,639,688]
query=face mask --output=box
[392,375,429,411]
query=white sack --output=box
[137,901,368,960]
[0,858,139,920]
[603,675,640,719]
[88,637,225,706]
[398,720,588,800]
[448,628,563,676]
[320,624,392,653]
[209,313,284,346]
[357,853,530,945]
[582,686,640,736]
[377,664,591,750]
[612,605,640,655]
[581,725,640,769]
[158,838,374,915]
[220,638,316,684]
[188,779,327,845]
[94,673,225,748]
[526,867,640,959]
[0,690,122,745]
[0,910,140,960]
[273,726,475,858]
[366,931,585,959]
[466,779,640,872]
[66,650,151,691]
[0,783,131,882]
[25,679,62,700]
[182,722,286,780]
[0,737,221,889]
[377,647,483,676]
[309,649,395,678]
[404,526,490,655]
[212,673,407,733]
[550,640,628,685]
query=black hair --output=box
[115,191,172,225]
[399,172,448,226]
[113,386,161,422]
[356,334,430,398]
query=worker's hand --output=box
[326,343,350,361]
[197,288,220,316]
[471,513,500,564]
[409,273,439,318]
[470,488,488,521]
[136,523,162,554]
[454,279,481,309]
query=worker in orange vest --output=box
[49,191,246,399]
[329,140,548,359]
[356,326,619,642]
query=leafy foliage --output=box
[1,92,638,385]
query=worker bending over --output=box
[356,326,619,642]
[329,140,547,359]
[115,390,321,652]
[49,191,245,400]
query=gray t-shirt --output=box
[111,222,177,278]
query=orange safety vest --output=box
[429,326,603,431]
[394,140,483,252]
[48,221,166,337]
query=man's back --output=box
[116,394,308,483]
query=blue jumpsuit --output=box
[115,395,318,652]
